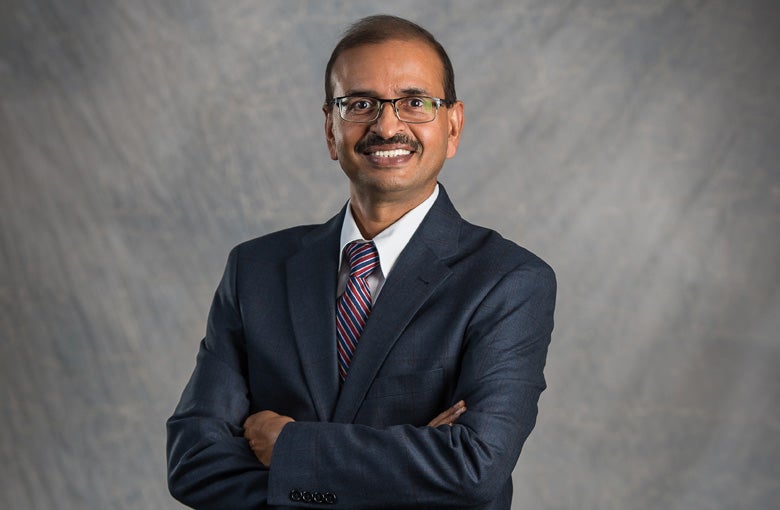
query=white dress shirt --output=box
[338,184,439,303]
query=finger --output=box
[441,400,465,419]
[444,402,467,421]
[428,400,466,427]
[427,409,452,427]
[446,403,467,424]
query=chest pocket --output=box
[358,368,446,427]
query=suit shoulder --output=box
[229,224,320,263]
[458,220,555,281]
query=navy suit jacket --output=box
[167,186,556,509]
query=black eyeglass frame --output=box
[326,95,451,124]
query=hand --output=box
[243,410,295,466]
[427,400,467,427]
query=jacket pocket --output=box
[365,367,444,399]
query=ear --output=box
[445,101,465,159]
[324,106,338,160]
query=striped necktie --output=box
[336,241,379,381]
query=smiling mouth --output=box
[369,149,412,158]
[356,134,421,159]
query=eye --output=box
[406,97,427,109]
[345,98,375,113]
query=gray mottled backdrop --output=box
[1,1,778,508]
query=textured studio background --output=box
[1,1,779,509]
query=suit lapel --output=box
[286,210,344,422]
[333,187,462,423]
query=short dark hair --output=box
[324,15,457,105]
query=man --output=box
[167,15,555,510]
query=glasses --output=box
[327,95,448,124]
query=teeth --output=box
[372,149,411,158]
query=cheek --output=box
[417,126,450,157]
[332,124,358,150]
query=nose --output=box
[370,101,405,139]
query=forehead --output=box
[330,39,445,97]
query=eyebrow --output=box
[341,87,432,98]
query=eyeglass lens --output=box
[340,97,438,123]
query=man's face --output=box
[324,39,464,204]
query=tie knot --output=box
[344,241,379,278]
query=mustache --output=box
[355,134,421,153]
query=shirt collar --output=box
[339,184,439,278]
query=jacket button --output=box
[324,492,337,504]
[313,492,324,503]
[301,491,313,503]
[289,489,302,502]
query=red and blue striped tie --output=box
[336,241,379,381]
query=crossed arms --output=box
[243,401,467,466]
[167,245,556,509]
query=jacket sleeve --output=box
[166,247,271,509]
[266,262,556,509]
